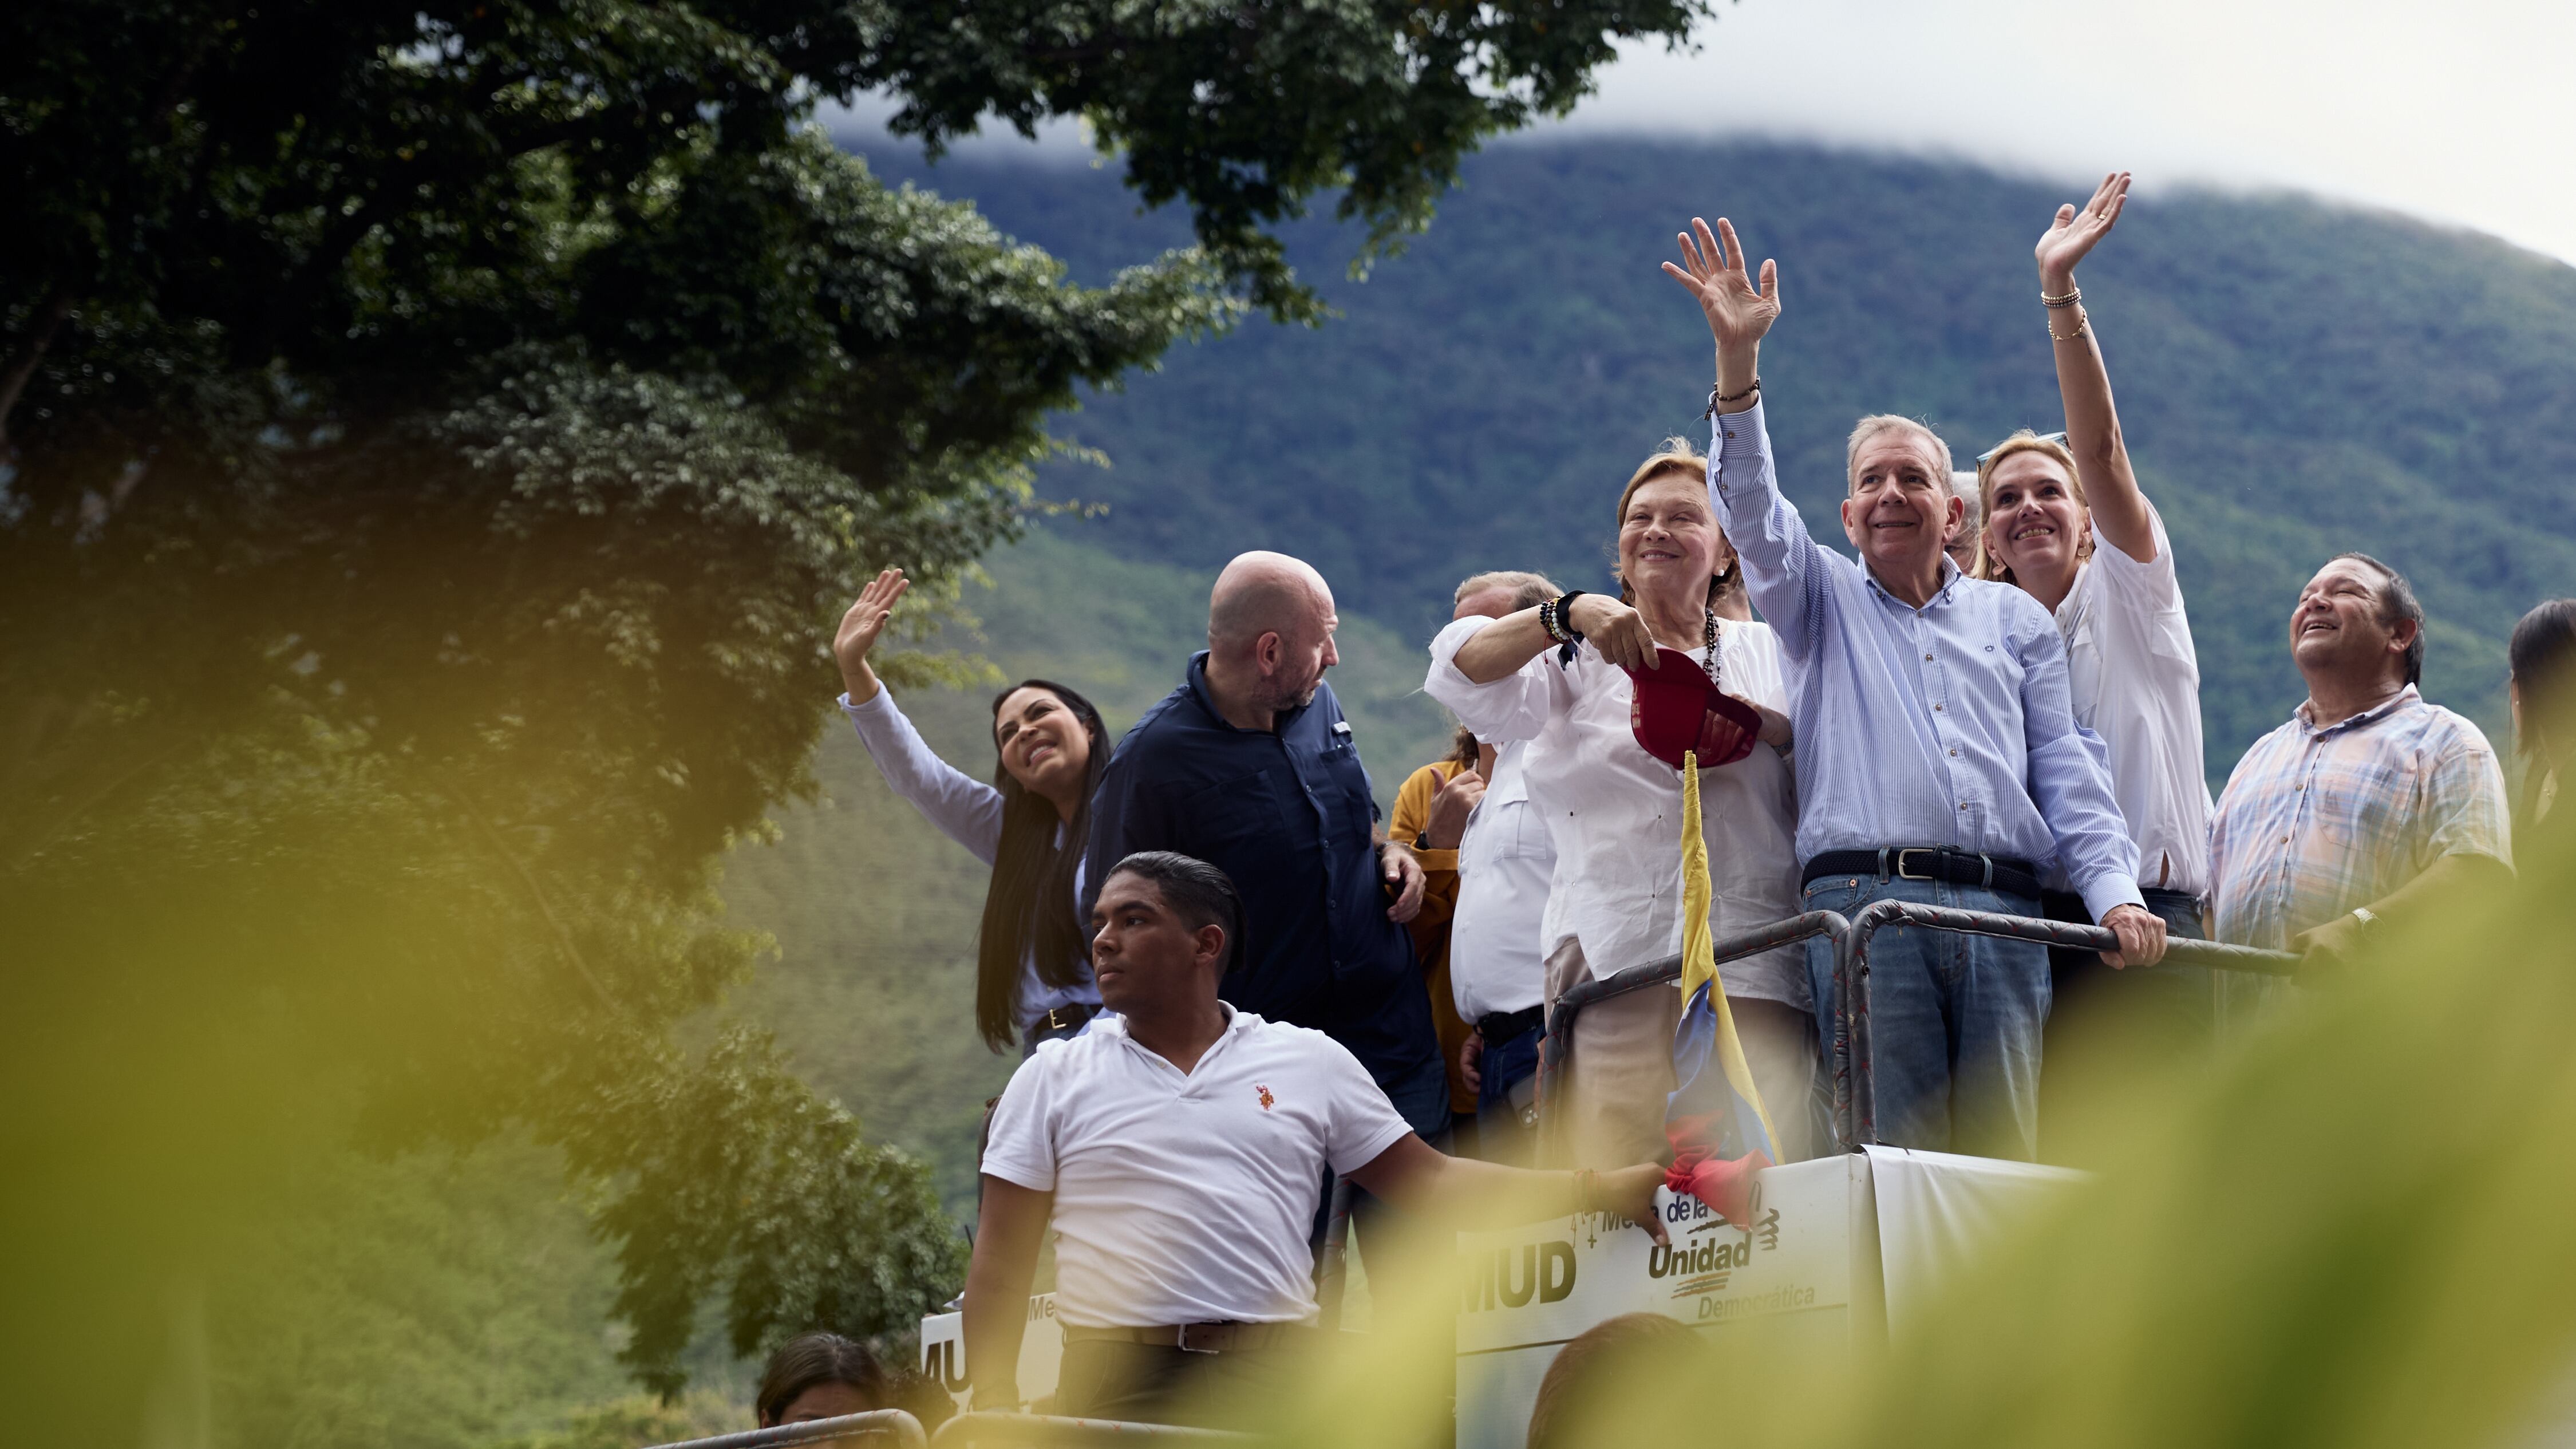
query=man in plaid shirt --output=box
[2208,554,2512,997]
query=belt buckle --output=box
[1176,1322,1228,1355]
[1894,847,1940,881]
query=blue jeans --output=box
[1472,1026,1542,1163]
[1801,871,2049,1162]
[1374,1041,1452,1139]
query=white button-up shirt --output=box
[1424,615,1807,1009]
[1448,740,1555,1021]
[1706,403,2142,923]
[2053,507,2212,897]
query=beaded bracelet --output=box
[1702,376,1761,417]
[1547,590,1589,669]
[2041,286,2083,308]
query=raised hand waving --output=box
[1661,216,1780,356]
[833,566,911,702]
[2036,171,2129,291]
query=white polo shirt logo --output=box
[1257,1083,1275,1110]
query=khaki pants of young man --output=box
[1539,938,1823,1170]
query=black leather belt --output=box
[1062,1322,1297,1354]
[1475,1007,1545,1047]
[1801,846,2040,901]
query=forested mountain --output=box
[862,137,2576,771]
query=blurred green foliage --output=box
[207,1139,651,1449]
[1,2,1703,1436]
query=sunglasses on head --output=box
[1976,430,2068,465]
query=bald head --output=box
[1210,551,1333,647]
[1204,551,1340,726]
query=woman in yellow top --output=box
[1392,732,1483,1136]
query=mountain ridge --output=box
[857,136,2576,776]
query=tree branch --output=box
[0,288,76,456]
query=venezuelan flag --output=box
[1663,748,1779,1225]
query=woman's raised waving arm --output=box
[2038,171,2156,563]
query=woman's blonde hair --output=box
[1969,430,2092,585]
[1610,438,1740,609]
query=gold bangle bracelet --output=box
[2049,310,2089,344]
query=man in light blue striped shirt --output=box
[1663,214,2165,1160]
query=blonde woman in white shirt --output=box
[1973,172,2212,1143]
[1425,441,1816,1170]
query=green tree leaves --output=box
[1,0,1694,1430]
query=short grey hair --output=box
[1454,570,1558,613]
[1844,414,1954,491]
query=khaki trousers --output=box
[1540,937,1823,1170]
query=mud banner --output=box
[1456,1157,1868,1449]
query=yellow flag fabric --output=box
[1674,749,1781,1155]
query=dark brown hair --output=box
[976,680,1111,1053]
[1525,1312,1708,1449]
[2510,598,2576,828]
[755,1333,885,1427]
[2332,552,2425,688]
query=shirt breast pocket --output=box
[1489,800,1548,860]
[1315,739,1378,839]
[2310,760,2407,852]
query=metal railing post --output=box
[1314,1174,1354,1330]
[930,1412,1255,1446]
[1543,911,1850,1145]
[641,1409,929,1449]
[1831,898,2302,1150]
[1546,903,2297,1154]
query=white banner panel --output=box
[1860,1145,2086,1338]
[1455,1156,1873,1449]
[919,1292,1064,1411]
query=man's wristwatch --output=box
[1412,830,1434,852]
[2350,906,2381,937]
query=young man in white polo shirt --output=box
[963,851,1668,1428]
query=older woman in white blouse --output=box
[1425,441,1816,1170]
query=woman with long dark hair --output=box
[2509,598,2576,839]
[833,567,1109,1054]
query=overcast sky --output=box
[837,0,2576,267]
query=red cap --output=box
[1626,647,1761,770]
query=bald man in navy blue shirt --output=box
[1082,551,1447,1136]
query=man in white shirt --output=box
[1441,572,1561,1164]
[965,851,1667,1428]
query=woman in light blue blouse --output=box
[833,567,1107,1055]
